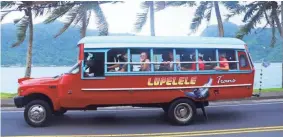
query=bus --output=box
[14,36,255,127]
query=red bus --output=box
[14,36,255,127]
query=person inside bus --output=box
[108,52,131,72]
[140,52,151,71]
[159,51,174,71]
[214,52,230,71]
[191,53,205,70]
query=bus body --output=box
[14,36,255,127]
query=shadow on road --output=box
[49,109,243,127]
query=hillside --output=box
[201,22,282,62]
[1,21,134,67]
[1,21,282,67]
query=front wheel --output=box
[167,99,196,125]
[24,100,52,127]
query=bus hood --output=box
[18,77,58,85]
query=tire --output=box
[53,109,67,116]
[167,98,196,125]
[24,100,52,127]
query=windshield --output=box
[68,62,80,74]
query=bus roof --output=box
[78,36,246,49]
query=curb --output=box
[1,96,283,108]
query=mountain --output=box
[1,21,134,67]
[201,22,282,62]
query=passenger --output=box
[214,52,229,71]
[118,53,132,72]
[107,52,131,72]
[159,51,173,71]
[140,52,150,71]
[191,53,205,70]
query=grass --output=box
[0,93,17,99]
[0,88,282,99]
[253,88,283,92]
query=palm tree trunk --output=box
[81,11,87,38]
[214,1,224,37]
[24,8,33,78]
[149,1,155,36]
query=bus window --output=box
[106,48,128,72]
[83,52,105,77]
[176,48,195,71]
[153,49,174,71]
[218,49,237,70]
[198,49,216,70]
[238,51,251,70]
[130,48,151,72]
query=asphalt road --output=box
[1,99,283,137]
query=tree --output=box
[1,1,60,77]
[44,1,120,38]
[162,1,240,37]
[229,1,283,88]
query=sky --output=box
[0,1,266,36]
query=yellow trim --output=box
[12,126,283,137]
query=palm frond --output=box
[0,10,12,21]
[204,4,213,23]
[165,1,195,7]
[270,18,276,47]
[236,6,265,39]
[92,3,109,36]
[134,2,149,32]
[98,1,124,5]
[154,1,166,12]
[243,2,262,22]
[190,1,210,32]
[1,1,15,9]
[12,16,29,47]
[54,6,79,38]
[43,4,75,24]
[72,5,88,27]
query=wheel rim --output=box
[174,103,193,122]
[28,104,46,124]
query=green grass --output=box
[0,93,17,99]
[253,88,283,92]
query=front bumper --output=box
[14,96,24,108]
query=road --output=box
[1,99,283,137]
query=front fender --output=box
[21,87,61,110]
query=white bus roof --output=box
[78,36,246,49]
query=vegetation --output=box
[254,88,283,92]
[0,93,17,99]
[44,1,121,38]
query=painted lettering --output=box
[217,75,236,84]
[184,77,190,85]
[172,77,178,85]
[148,78,153,86]
[166,77,173,85]
[160,77,167,85]
[154,78,160,86]
[178,77,184,85]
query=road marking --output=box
[9,126,283,137]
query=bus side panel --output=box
[66,72,255,107]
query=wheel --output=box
[53,109,67,116]
[24,100,52,127]
[167,99,196,125]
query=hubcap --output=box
[174,103,193,122]
[28,105,46,124]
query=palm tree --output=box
[44,1,120,39]
[230,1,283,88]
[134,1,195,36]
[161,1,240,37]
[1,1,59,78]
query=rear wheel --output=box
[167,99,196,125]
[24,100,52,127]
